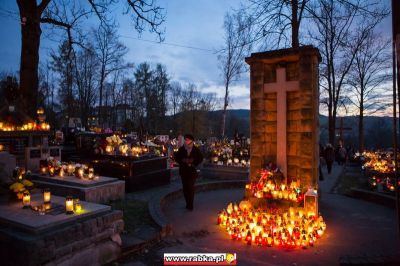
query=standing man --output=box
[324,143,335,174]
[174,134,203,211]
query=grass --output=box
[336,166,368,195]
[110,199,158,234]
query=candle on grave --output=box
[49,167,55,176]
[43,189,51,203]
[41,167,47,174]
[22,191,31,208]
[74,199,82,213]
[105,145,113,154]
[78,168,84,178]
[65,196,74,214]
[67,164,74,175]
[88,168,94,179]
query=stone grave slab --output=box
[0,194,110,234]
[0,194,123,266]
[31,174,125,203]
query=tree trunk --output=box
[291,0,299,49]
[99,66,105,126]
[359,108,364,153]
[17,0,41,117]
[328,113,336,145]
[221,83,229,137]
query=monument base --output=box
[0,195,123,266]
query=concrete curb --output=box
[148,180,247,237]
[348,188,396,208]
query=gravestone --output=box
[245,46,321,187]
[25,146,62,172]
[0,194,123,265]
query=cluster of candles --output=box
[0,121,50,131]
[369,175,398,192]
[41,162,97,180]
[212,156,250,167]
[209,143,250,167]
[245,170,302,202]
[362,152,395,173]
[22,189,83,214]
[217,203,326,248]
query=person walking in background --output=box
[174,134,203,211]
[324,143,335,174]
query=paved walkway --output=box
[153,164,400,266]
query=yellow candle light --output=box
[106,145,113,154]
[41,167,47,175]
[74,199,82,213]
[88,168,94,179]
[22,191,31,208]
[43,189,51,203]
[78,168,84,178]
[65,196,74,214]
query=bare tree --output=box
[16,0,165,116]
[93,24,131,125]
[74,45,99,127]
[50,40,76,117]
[169,81,182,117]
[345,32,391,152]
[310,0,388,144]
[218,12,252,137]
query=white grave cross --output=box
[264,67,299,179]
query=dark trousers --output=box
[326,161,333,174]
[181,173,196,209]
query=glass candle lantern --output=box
[43,188,51,203]
[67,164,75,176]
[22,191,31,208]
[74,199,82,213]
[65,196,74,214]
[88,168,94,179]
[304,188,318,217]
[59,167,64,177]
[105,145,113,154]
[41,167,47,175]
[77,168,84,178]
[49,167,55,176]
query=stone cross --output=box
[264,67,299,179]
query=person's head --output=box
[184,134,194,145]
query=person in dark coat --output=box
[324,143,335,174]
[174,134,203,210]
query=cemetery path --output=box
[122,164,400,265]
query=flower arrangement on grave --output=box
[217,166,326,249]
[9,167,34,200]
[105,134,123,154]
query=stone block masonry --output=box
[245,46,321,188]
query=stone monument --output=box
[245,46,321,188]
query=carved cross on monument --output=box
[264,67,299,180]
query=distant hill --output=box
[209,110,395,149]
